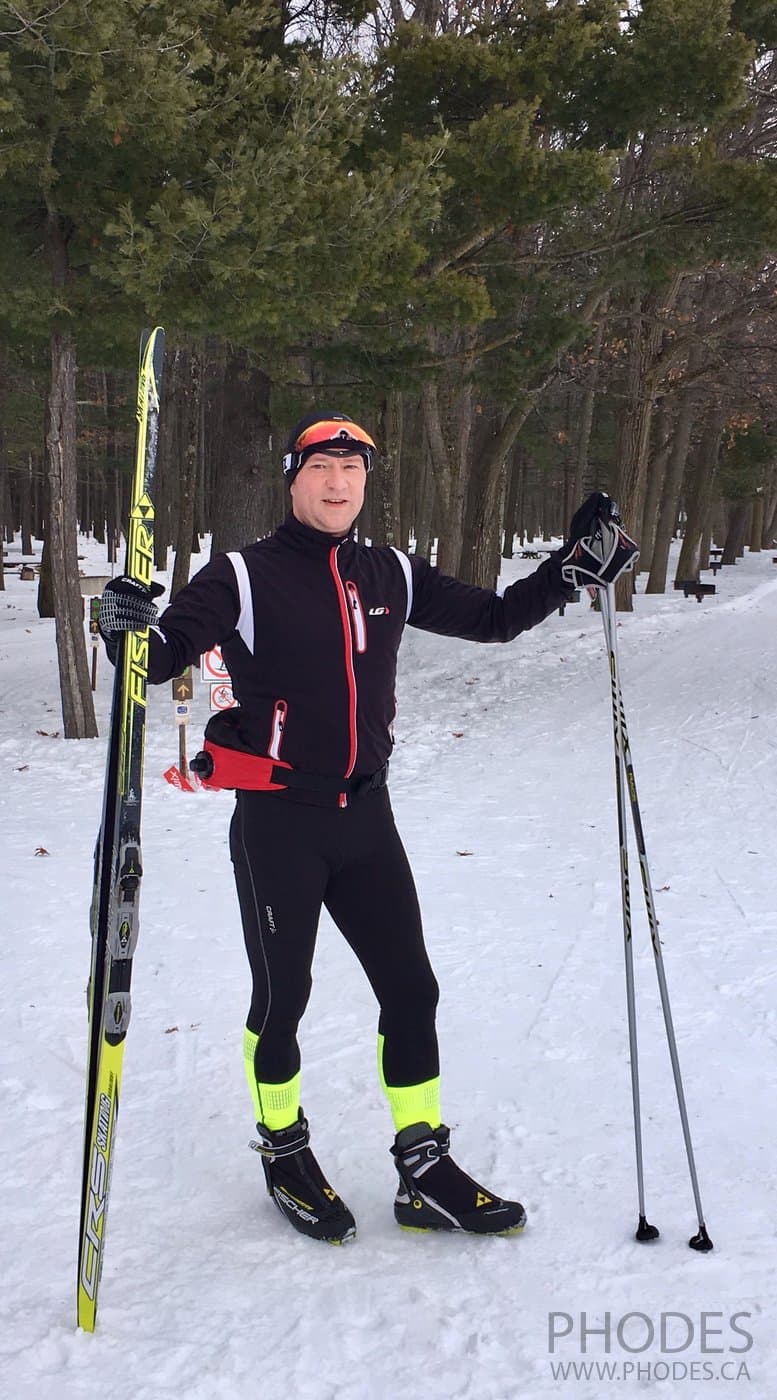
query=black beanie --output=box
[283,412,375,484]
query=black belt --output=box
[191,739,389,800]
[268,763,389,798]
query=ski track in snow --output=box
[1,539,776,1400]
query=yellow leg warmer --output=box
[243,1029,300,1130]
[377,1033,441,1132]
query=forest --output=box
[1,1,776,736]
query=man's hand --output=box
[99,576,165,641]
[559,492,640,590]
[566,490,615,546]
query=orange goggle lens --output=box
[294,419,376,453]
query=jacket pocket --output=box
[267,698,288,759]
[345,580,367,654]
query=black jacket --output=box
[148,514,570,781]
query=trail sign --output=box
[171,668,193,702]
[210,683,237,712]
[201,647,229,682]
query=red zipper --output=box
[329,546,358,793]
[267,699,288,759]
[345,580,367,654]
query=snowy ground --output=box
[1,534,775,1400]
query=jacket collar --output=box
[276,511,356,555]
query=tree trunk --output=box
[614,278,684,609]
[502,446,523,559]
[638,402,670,574]
[92,460,106,547]
[515,452,528,545]
[104,374,119,565]
[46,328,98,738]
[2,450,13,545]
[194,374,207,545]
[415,448,436,559]
[0,402,5,592]
[646,368,699,593]
[763,487,777,548]
[153,349,174,571]
[572,303,607,502]
[749,496,764,552]
[110,466,121,565]
[171,343,203,599]
[374,389,403,547]
[210,349,272,555]
[421,373,472,576]
[459,395,533,587]
[21,456,34,556]
[398,393,420,552]
[722,501,749,564]
[675,406,725,581]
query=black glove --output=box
[98,576,165,641]
[559,492,640,590]
[566,490,615,546]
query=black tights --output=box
[229,787,440,1088]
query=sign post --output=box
[171,668,194,779]
[163,650,237,791]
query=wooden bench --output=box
[2,558,39,571]
[674,579,716,602]
[520,546,554,560]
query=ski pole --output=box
[601,582,713,1252]
[600,583,657,1245]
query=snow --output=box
[1,537,775,1399]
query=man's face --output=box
[289,451,367,534]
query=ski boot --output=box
[251,1110,356,1244]
[391,1122,526,1236]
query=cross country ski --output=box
[77,327,165,1332]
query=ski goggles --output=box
[283,419,376,477]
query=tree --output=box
[0,0,445,725]
[0,0,219,733]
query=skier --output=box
[100,412,635,1245]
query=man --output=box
[101,412,636,1245]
